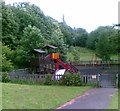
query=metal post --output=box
[116,74,118,88]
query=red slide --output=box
[56,58,78,73]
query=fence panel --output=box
[9,68,47,81]
[80,74,99,86]
[9,73,47,81]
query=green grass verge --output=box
[0,83,2,110]
[108,89,118,109]
[2,83,91,109]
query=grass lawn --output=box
[2,83,91,109]
[108,89,118,109]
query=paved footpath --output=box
[57,88,118,110]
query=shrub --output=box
[51,80,60,86]
[1,44,14,72]
[59,71,81,86]
[60,72,72,86]
[0,72,2,82]
[73,49,80,62]
[2,56,14,72]
[2,72,10,83]
[44,74,52,85]
[72,72,81,86]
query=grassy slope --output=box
[67,46,119,61]
[2,83,91,109]
[67,47,95,61]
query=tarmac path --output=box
[57,88,118,110]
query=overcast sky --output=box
[5,0,119,33]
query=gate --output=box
[98,74,118,88]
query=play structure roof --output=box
[33,49,46,54]
[43,44,58,49]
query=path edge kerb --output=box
[56,89,91,109]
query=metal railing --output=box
[69,60,120,66]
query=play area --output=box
[2,2,119,110]
[9,44,119,88]
[31,44,78,75]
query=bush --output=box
[1,44,14,72]
[59,72,72,86]
[2,56,14,72]
[72,73,81,86]
[59,71,81,86]
[2,72,10,83]
[73,49,80,62]
[44,74,52,85]
[0,72,2,82]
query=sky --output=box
[5,0,119,33]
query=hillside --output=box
[67,46,119,61]
[2,2,119,71]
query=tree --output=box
[86,31,99,50]
[1,42,14,71]
[87,26,118,53]
[75,28,88,47]
[108,30,119,53]
[2,2,19,49]
[15,25,47,68]
[96,34,112,61]
[11,2,53,41]
[2,1,119,70]
[49,22,67,61]
[59,23,74,46]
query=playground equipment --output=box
[92,53,113,68]
[31,45,78,74]
[92,53,99,66]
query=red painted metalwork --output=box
[55,64,59,70]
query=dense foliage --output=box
[2,1,119,71]
[59,71,82,86]
[44,74,52,85]
[2,72,10,83]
